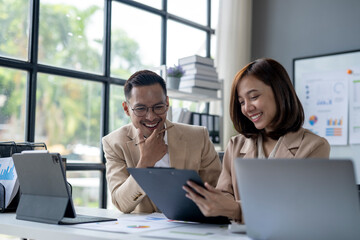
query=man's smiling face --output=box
[123,83,169,138]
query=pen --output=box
[135,140,145,146]
[157,125,173,135]
[135,125,174,146]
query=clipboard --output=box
[128,167,230,224]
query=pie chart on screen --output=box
[309,115,318,126]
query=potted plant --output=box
[167,65,185,89]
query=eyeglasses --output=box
[128,103,168,117]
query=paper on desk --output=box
[0,157,19,208]
[69,213,186,234]
[141,223,251,240]
[141,224,250,240]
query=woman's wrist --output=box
[231,202,242,222]
[223,199,241,221]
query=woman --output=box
[183,58,330,222]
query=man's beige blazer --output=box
[102,120,221,214]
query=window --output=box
[38,0,104,73]
[67,171,101,207]
[0,0,218,209]
[167,20,207,66]
[168,0,207,25]
[0,67,27,142]
[35,74,102,163]
[109,85,130,132]
[111,2,161,79]
[0,0,30,60]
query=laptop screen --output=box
[234,158,360,240]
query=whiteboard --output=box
[293,50,360,183]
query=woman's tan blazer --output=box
[216,127,330,221]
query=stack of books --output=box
[178,55,221,98]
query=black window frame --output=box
[0,0,216,209]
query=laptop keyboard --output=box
[59,214,117,225]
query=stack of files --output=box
[178,55,221,98]
[191,113,220,144]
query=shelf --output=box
[167,88,221,102]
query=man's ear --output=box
[166,96,169,106]
[123,101,130,116]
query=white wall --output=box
[251,0,360,182]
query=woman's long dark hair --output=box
[229,58,304,139]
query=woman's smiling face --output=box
[237,75,277,133]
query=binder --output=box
[207,114,214,142]
[190,113,220,144]
[200,113,208,129]
[0,141,47,213]
[191,112,201,126]
[213,115,221,144]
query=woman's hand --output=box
[183,181,241,220]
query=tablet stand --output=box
[13,152,77,224]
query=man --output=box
[102,70,221,214]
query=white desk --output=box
[0,207,250,240]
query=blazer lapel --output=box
[241,137,257,158]
[126,124,141,167]
[166,121,187,169]
[275,128,305,158]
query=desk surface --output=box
[0,207,250,240]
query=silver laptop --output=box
[235,158,360,240]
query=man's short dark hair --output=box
[124,70,167,100]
